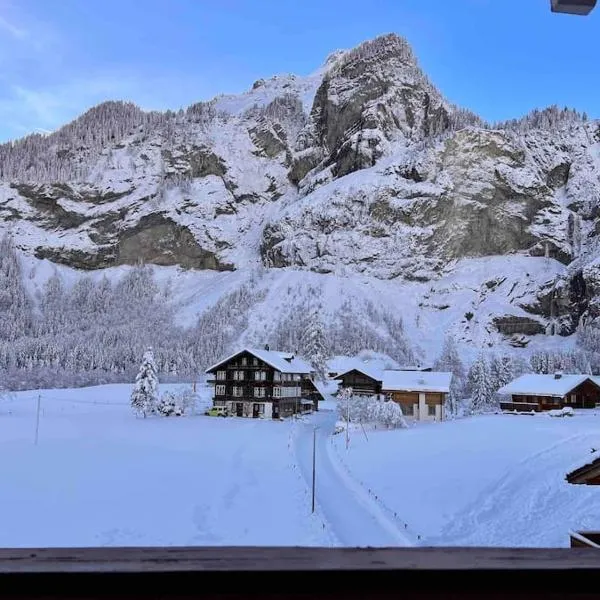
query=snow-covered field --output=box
[332,411,600,547]
[0,384,333,548]
[3,383,600,549]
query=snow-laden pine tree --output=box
[434,335,466,416]
[300,304,329,380]
[131,348,159,417]
[0,234,32,341]
[467,353,493,413]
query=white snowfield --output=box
[2,384,599,548]
[332,411,600,547]
[0,385,333,548]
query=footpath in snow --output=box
[292,409,414,547]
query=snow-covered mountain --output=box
[2,32,600,365]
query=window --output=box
[404,403,413,416]
[254,371,266,381]
[273,387,281,398]
[293,374,301,381]
[233,386,243,397]
[274,372,281,381]
[252,357,258,366]
[254,387,265,398]
[216,371,226,380]
[241,357,247,366]
[216,385,225,396]
[233,370,244,381]
[428,404,436,416]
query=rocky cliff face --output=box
[2,33,600,349]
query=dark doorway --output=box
[236,403,244,417]
[272,403,279,419]
[252,403,260,418]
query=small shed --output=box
[566,455,600,485]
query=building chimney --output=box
[264,344,270,351]
[554,371,563,379]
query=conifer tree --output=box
[468,353,493,413]
[131,348,159,417]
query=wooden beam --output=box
[1,546,600,598]
[4,546,600,573]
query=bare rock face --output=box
[33,214,234,271]
[290,34,454,188]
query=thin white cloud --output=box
[0,14,27,39]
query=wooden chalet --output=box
[382,371,452,422]
[333,367,382,396]
[566,454,600,485]
[205,346,321,419]
[498,373,600,413]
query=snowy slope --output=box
[331,410,600,547]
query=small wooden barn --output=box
[566,455,600,485]
[498,373,600,412]
[333,367,383,396]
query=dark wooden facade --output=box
[501,379,600,412]
[334,369,381,396]
[206,349,318,419]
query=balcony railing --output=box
[0,546,599,598]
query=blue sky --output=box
[0,0,598,142]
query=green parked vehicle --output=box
[205,406,229,417]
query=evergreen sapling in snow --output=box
[131,348,159,417]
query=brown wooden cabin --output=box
[333,368,382,396]
[498,374,600,413]
[205,346,321,419]
[566,455,600,485]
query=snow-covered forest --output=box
[2,230,600,410]
[0,234,414,390]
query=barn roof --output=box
[205,348,313,374]
[497,374,598,398]
[566,453,600,485]
[381,371,452,393]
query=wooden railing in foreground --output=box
[1,546,600,599]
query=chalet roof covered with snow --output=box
[333,365,383,382]
[497,374,599,398]
[382,371,452,393]
[205,347,313,374]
